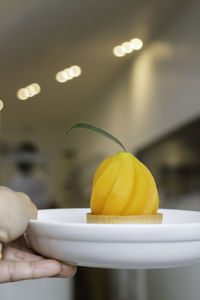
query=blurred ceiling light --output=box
[32,83,41,94]
[113,37,143,57]
[17,88,29,100]
[17,83,41,100]
[56,65,82,83]
[63,69,73,81]
[130,38,143,50]
[56,72,66,83]
[113,46,125,57]
[122,42,132,53]
[27,85,36,97]
[0,100,4,110]
[71,65,81,77]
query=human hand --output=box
[0,237,76,283]
[0,186,77,282]
[0,186,37,243]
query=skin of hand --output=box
[0,187,77,282]
[0,237,77,283]
[0,187,38,243]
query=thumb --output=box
[16,192,37,220]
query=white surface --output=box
[27,208,200,269]
[0,278,73,300]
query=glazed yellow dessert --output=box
[67,122,162,224]
[86,152,162,224]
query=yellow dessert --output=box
[86,152,162,224]
[67,122,162,224]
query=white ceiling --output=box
[0,0,182,128]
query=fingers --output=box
[0,259,76,283]
[57,263,77,278]
[2,245,44,262]
[8,235,34,252]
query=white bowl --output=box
[27,208,200,269]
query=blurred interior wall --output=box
[1,0,200,299]
[2,0,199,209]
[68,1,200,158]
[66,1,200,299]
[0,126,74,298]
[0,127,72,207]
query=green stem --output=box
[66,122,127,152]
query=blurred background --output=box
[0,0,200,299]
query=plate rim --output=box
[27,208,200,243]
[29,207,200,227]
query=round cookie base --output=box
[86,213,163,224]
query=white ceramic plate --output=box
[27,208,200,269]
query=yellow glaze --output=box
[90,152,159,215]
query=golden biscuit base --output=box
[86,213,163,224]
